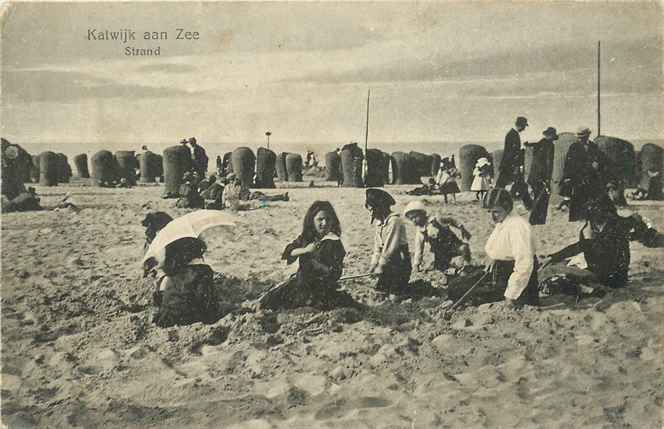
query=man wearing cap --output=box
[524,127,558,225]
[561,127,607,222]
[365,188,411,294]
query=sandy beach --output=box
[2,178,663,428]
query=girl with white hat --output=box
[470,157,492,202]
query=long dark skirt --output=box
[529,181,550,225]
[448,259,539,306]
[259,274,355,311]
[375,246,412,294]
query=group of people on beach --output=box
[144,177,663,327]
[142,117,664,327]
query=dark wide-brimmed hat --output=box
[365,188,396,209]
[543,127,559,140]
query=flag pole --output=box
[364,89,370,154]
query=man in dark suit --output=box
[189,137,209,177]
[562,127,607,222]
[525,127,557,225]
[496,116,532,208]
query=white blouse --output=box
[484,212,535,300]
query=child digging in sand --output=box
[366,188,412,294]
[403,201,472,273]
[148,237,220,327]
[259,201,350,310]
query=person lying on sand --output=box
[366,188,412,294]
[149,237,220,327]
[540,195,664,290]
[403,200,472,273]
[260,201,352,310]
[222,174,288,211]
[405,178,438,196]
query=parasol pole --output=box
[597,41,601,138]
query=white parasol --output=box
[142,210,237,264]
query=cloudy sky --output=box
[1,1,662,153]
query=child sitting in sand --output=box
[403,200,472,273]
[366,188,412,294]
[149,237,220,327]
[259,201,349,310]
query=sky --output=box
[1,1,662,155]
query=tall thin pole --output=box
[597,41,601,138]
[364,89,371,154]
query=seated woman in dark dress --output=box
[259,201,348,310]
[541,196,663,289]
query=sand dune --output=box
[2,180,663,428]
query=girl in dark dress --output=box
[259,201,348,310]
[151,237,220,327]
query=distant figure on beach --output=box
[215,156,223,177]
[524,126,557,225]
[403,200,472,273]
[199,175,225,209]
[496,116,533,209]
[259,201,353,310]
[366,188,411,294]
[632,168,662,201]
[2,186,42,213]
[175,171,204,209]
[561,127,606,222]
[496,116,527,188]
[189,137,209,177]
[540,196,664,292]
[150,237,220,328]
[435,157,461,204]
[470,157,492,202]
[222,173,289,211]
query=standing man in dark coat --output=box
[496,116,532,209]
[525,127,557,225]
[561,127,606,222]
[189,137,209,177]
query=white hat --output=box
[404,200,427,217]
[476,157,490,167]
